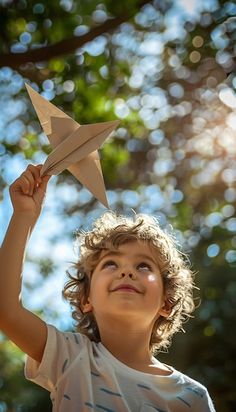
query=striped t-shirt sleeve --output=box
[24,324,84,391]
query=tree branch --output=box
[0,0,152,69]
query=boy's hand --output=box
[9,164,51,217]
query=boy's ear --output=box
[159,300,172,318]
[82,298,93,313]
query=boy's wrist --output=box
[12,210,39,225]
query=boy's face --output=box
[83,240,170,326]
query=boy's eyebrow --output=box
[99,250,159,267]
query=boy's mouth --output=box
[111,283,141,293]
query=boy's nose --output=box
[118,266,136,279]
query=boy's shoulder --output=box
[162,365,216,411]
[49,324,90,344]
[170,365,209,394]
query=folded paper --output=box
[25,83,120,208]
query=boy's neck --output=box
[95,315,172,375]
[98,324,171,376]
[97,317,154,366]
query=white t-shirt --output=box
[25,324,216,412]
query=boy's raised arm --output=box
[0,164,51,363]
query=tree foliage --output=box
[0,0,236,410]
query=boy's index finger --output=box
[39,174,51,191]
[35,164,43,174]
[35,165,46,183]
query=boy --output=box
[0,164,216,411]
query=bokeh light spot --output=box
[207,244,220,258]
[33,3,45,14]
[20,32,31,45]
[192,35,204,48]
[219,87,236,108]
[204,325,216,337]
[189,50,201,63]
[63,80,75,93]
[225,250,236,263]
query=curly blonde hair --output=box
[63,211,196,354]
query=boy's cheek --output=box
[147,273,157,282]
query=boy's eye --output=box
[101,260,117,269]
[137,262,152,271]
